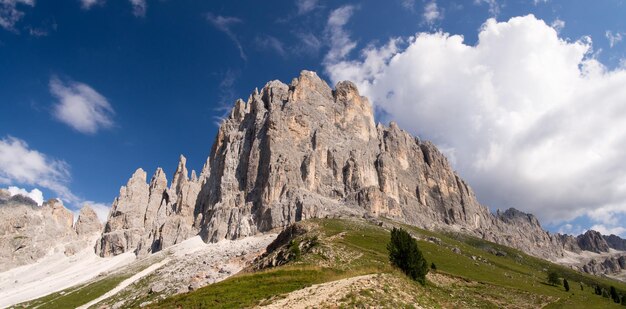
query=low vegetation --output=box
[155,218,626,308]
[15,218,626,308]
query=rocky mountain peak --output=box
[171,155,189,190]
[577,230,610,253]
[0,198,102,272]
[497,208,541,227]
[74,205,103,236]
[604,234,626,251]
[94,71,588,261]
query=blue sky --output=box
[1,0,626,236]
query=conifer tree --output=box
[563,279,569,292]
[387,227,429,285]
[611,286,620,303]
[547,271,560,286]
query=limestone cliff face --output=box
[0,191,102,272]
[94,71,575,259]
[96,155,201,257]
[192,72,500,244]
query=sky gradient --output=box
[1,0,625,236]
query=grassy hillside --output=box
[156,218,626,308]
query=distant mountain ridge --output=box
[0,189,102,272]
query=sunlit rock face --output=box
[95,71,581,260]
[0,192,102,271]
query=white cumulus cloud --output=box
[6,186,44,205]
[0,136,77,203]
[50,76,115,135]
[324,14,626,230]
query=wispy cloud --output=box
[295,0,319,15]
[323,5,357,65]
[400,0,416,11]
[474,0,500,16]
[255,34,286,57]
[0,0,34,32]
[129,0,146,17]
[211,69,240,126]
[206,13,246,61]
[80,0,102,10]
[50,76,115,135]
[0,136,77,203]
[551,18,565,33]
[606,30,623,48]
[294,32,322,56]
[422,1,442,26]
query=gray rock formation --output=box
[96,71,582,261]
[604,234,626,251]
[0,193,102,272]
[75,206,103,236]
[577,230,610,253]
[96,155,201,257]
[582,255,626,275]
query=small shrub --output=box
[387,227,429,285]
[288,240,301,260]
[430,262,437,271]
[547,271,560,286]
[563,279,569,292]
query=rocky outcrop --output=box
[96,155,201,257]
[577,230,610,253]
[96,71,581,261]
[604,234,626,251]
[582,255,626,275]
[0,193,103,272]
[555,234,582,253]
[75,205,103,236]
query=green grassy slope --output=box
[156,218,626,308]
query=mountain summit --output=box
[96,71,581,261]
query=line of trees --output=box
[549,270,626,305]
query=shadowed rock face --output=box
[604,234,626,251]
[95,71,577,260]
[0,191,102,272]
[577,230,610,253]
